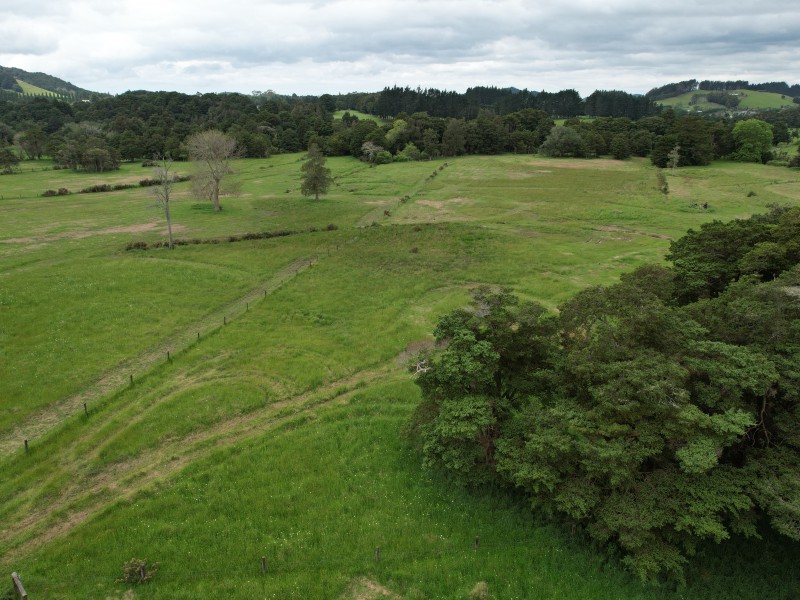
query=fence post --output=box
[474,535,479,551]
[261,556,266,575]
[11,572,28,599]
[375,546,380,563]
[84,402,88,416]
[23,439,28,452]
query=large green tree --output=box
[412,212,800,580]
[731,118,773,163]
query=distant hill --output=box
[656,89,796,114]
[0,65,100,100]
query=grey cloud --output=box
[3,0,799,95]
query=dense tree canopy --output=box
[731,119,774,163]
[0,84,795,169]
[412,208,800,580]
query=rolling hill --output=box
[0,65,100,99]
[656,89,796,113]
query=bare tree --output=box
[151,156,175,249]
[360,141,383,165]
[186,130,237,211]
[667,144,681,171]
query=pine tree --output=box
[300,143,332,201]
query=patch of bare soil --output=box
[530,159,630,170]
[0,222,176,244]
[594,225,671,240]
[416,197,470,209]
[340,578,400,600]
[2,223,189,245]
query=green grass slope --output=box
[658,89,795,112]
[333,109,388,124]
[1,154,799,598]
[15,79,63,97]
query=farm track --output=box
[356,163,448,227]
[0,363,398,564]
[0,255,317,458]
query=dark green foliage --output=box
[667,207,797,303]
[706,91,741,108]
[731,119,774,163]
[0,146,19,173]
[413,212,800,580]
[79,183,113,194]
[610,133,632,159]
[300,144,333,200]
[539,126,587,158]
[646,80,699,101]
[41,188,70,197]
[413,287,557,486]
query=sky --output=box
[2,0,800,97]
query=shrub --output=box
[117,558,159,584]
[42,188,71,197]
[125,241,148,251]
[326,223,338,231]
[373,151,393,165]
[79,184,112,194]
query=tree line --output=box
[411,206,800,581]
[0,85,798,175]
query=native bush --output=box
[412,211,800,581]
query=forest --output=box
[1,83,799,178]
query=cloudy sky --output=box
[2,0,799,96]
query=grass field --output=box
[1,153,799,598]
[14,79,63,97]
[333,109,388,124]
[658,89,796,112]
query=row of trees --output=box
[373,86,656,120]
[412,206,800,580]
[0,90,797,171]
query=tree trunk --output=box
[212,177,221,211]
[165,199,174,249]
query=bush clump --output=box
[42,188,71,197]
[79,184,112,194]
[117,558,159,584]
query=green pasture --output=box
[1,153,799,598]
[333,109,389,124]
[658,89,795,112]
[14,79,63,97]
